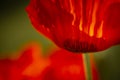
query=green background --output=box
[0,0,120,80]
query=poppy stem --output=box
[83,53,92,80]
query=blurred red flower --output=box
[0,43,99,80]
[40,49,99,80]
[0,44,33,80]
[26,0,120,52]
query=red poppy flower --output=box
[0,43,51,80]
[0,43,99,80]
[23,47,99,80]
[40,49,99,80]
[26,0,120,52]
[0,43,36,80]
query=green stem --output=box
[83,54,92,80]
